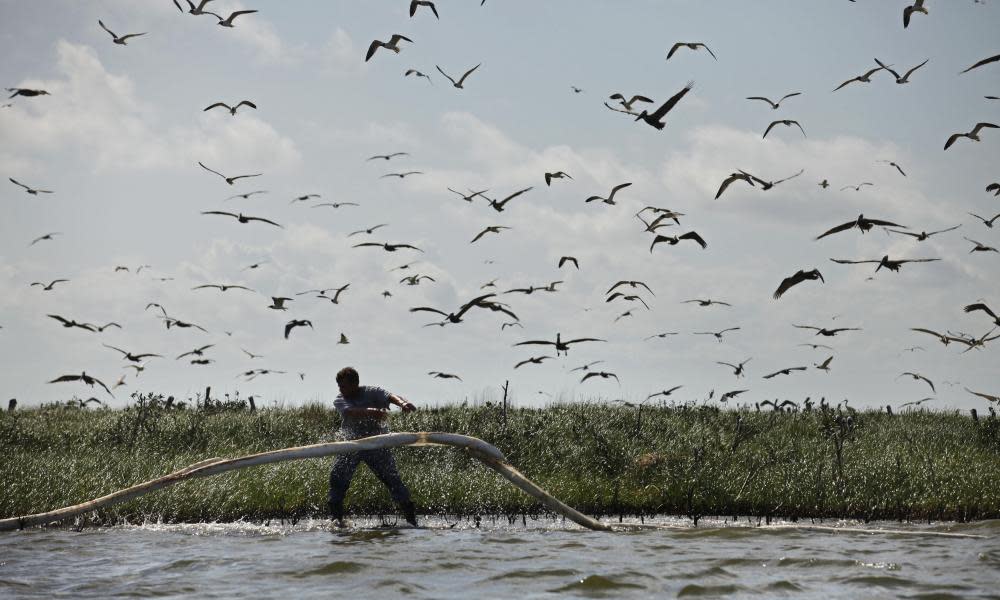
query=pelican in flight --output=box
[666,42,716,61]
[773,268,824,299]
[48,372,113,396]
[98,20,147,45]
[7,88,50,98]
[436,64,481,89]
[29,232,60,246]
[635,82,693,130]
[816,214,905,240]
[829,255,940,273]
[366,34,413,62]
[198,162,262,185]
[204,100,256,115]
[514,333,605,356]
[368,152,408,161]
[201,211,282,227]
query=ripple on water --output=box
[291,561,368,577]
[549,574,645,596]
[838,575,917,589]
[677,583,748,597]
[486,568,579,581]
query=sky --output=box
[1,0,998,411]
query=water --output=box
[1,517,998,599]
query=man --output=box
[329,366,418,527]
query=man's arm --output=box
[388,393,417,413]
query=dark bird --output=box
[514,356,553,369]
[410,293,501,325]
[226,190,267,200]
[338,333,350,345]
[965,388,1000,403]
[312,202,359,209]
[840,182,874,192]
[380,171,423,179]
[353,241,422,252]
[201,210,281,227]
[198,162,262,185]
[586,182,632,205]
[206,9,258,27]
[794,324,861,337]
[960,53,1000,74]
[666,42,717,61]
[763,119,806,139]
[968,212,1000,228]
[876,160,907,177]
[30,279,68,291]
[91,322,121,332]
[910,327,955,346]
[875,58,928,84]
[471,226,511,243]
[719,390,748,403]
[608,280,654,296]
[428,371,462,381]
[645,332,678,340]
[714,171,755,199]
[448,187,489,202]
[204,100,256,115]
[950,329,1000,353]
[192,283,255,292]
[607,293,650,309]
[268,296,293,310]
[399,274,434,286]
[176,344,214,360]
[284,319,313,339]
[410,0,439,18]
[694,327,740,342]
[571,86,583,93]
[48,315,96,332]
[899,397,934,409]
[819,179,830,188]
[816,214,904,240]
[368,152,408,161]
[558,256,579,269]
[965,237,998,253]
[647,386,683,400]
[569,360,605,372]
[9,178,53,195]
[348,223,389,237]
[98,20,147,45]
[608,93,653,112]
[986,183,1000,196]
[684,298,731,308]
[173,0,216,15]
[745,92,801,110]
[581,371,620,384]
[898,371,935,392]
[48,372,113,396]
[650,231,707,251]
[103,343,161,363]
[773,268,824,299]
[815,356,834,372]
[635,82,693,130]
[944,123,998,151]
[965,303,1000,327]
[833,65,889,91]
[404,69,433,84]
[290,194,321,204]
[763,366,808,379]
[717,357,752,378]
[514,333,605,356]
[740,168,804,190]
[830,255,940,273]
[545,171,572,186]
[6,88,50,99]
[436,63,481,89]
[483,187,532,212]
[799,343,834,350]
[902,0,928,28]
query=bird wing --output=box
[648,82,694,120]
[435,65,458,86]
[565,337,605,345]
[244,216,283,227]
[815,220,856,240]
[229,173,262,181]
[497,186,533,207]
[514,340,555,347]
[98,20,117,38]
[678,231,707,248]
[874,58,901,79]
[944,133,965,150]
[365,40,385,61]
[961,53,1000,74]
[774,169,805,185]
[102,344,128,356]
[700,44,717,60]
[410,307,449,317]
[9,178,30,190]
[971,122,1000,136]
[204,102,232,112]
[831,258,878,264]
[201,210,239,218]
[198,161,226,179]
[779,92,802,102]
[762,121,779,138]
[887,229,919,238]
[236,100,257,110]
[865,218,904,228]
[580,372,599,382]
[118,33,147,42]
[389,34,413,45]
[965,303,998,320]
[456,63,482,86]
[902,59,928,80]
[746,97,778,109]
[833,76,859,92]
[666,43,684,59]
[928,225,961,236]
[224,10,257,22]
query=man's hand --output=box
[401,400,416,413]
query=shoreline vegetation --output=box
[2,392,999,527]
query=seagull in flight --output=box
[9,178,53,195]
[649,231,707,251]
[284,319,313,339]
[762,119,806,139]
[585,182,632,205]
[841,182,874,192]
[7,88,50,98]
[98,20,147,45]
[405,69,433,84]
[875,58,928,84]
[482,187,533,212]
[198,162,262,185]
[745,92,801,110]
[366,34,413,62]
[545,171,572,186]
[694,327,740,342]
[898,371,935,392]
[410,0,439,18]
[381,171,423,179]
[173,0,216,15]
[31,279,69,291]
[436,63,481,89]
[877,160,907,176]
[226,190,267,200]
[833,64,889,91]
[635,82,693,130]
[470,226,511,243]
[902,0,928,28]
[965,237,998,253]
[29,232,61,246]
[666,42,716,61]
[201,211,282,227]
[205,9,258,27]
[204,100,256,115]
[48,372,113,396]
[793,324,862,337]
[944,123,998,151]
[368,152,408,161]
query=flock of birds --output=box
[3,1,1000,411]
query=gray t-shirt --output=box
[334,385,392,439]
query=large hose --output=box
[0,432,612,532]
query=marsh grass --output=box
[2,392,999,525]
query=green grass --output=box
[2,392,999,525]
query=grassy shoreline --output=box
[2,393,999,525]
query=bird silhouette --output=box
[366,34,413,62]
[205,9,258,27]
[666,42,716,61]
[773,268,824,299]
[482,187,532,212]
[585,182,632,205]
[816,214,904,240]
[514,333,605,356]
[545,171,572,186]
[794,324,861,337]
[897,371,935,392]
[833,64,889,91]
[694,327,740,342]
[964,303,1000,327]
[198,162,262,185]
[202,210,281,227]
[353,241,422,252]
[745,92,801,109]
[98,20,147,45]
[763,366,808,379]
[581,371,620,384]
[30,279,68,291]
[650,231,707,251]
[409,0,439,18]
[635,82,693,130]
[436,64,481,89]
[204,100,256,115]
[944,123,998,150]
[902,0,928,28]
[48,372,113,396]
[960,53,1000,74]
[514,356,553,369]
[284,319,313,339]
[830,255,940,273]
[471,226,511,243]
[887,225,960,242]
[404,69,433,84]
[762,119,806,139]
[7,88,50,99]
[368,152,409,161]
[875,58,928,84]
[9,178,53,195]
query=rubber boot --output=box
[328,501,347,528]
[401,501,418,527]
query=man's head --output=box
[336,366,360,397]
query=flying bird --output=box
[968,212,1000,228]
[833,65,889,91]
[448,187,489,202]
[201,211,281,227]
[763,366,808,379]
[608,93,653,112]
[794,325,862,337]
[965,237,998,253]
[649,231,707,251]
[647,386,683,400]
[581,371,620,384]
[368,152,408,161]
[380,171,423,179]
[410,293,503,325]
[829,255,940,273]
[9,178,53,195]
[898,371,935,392]
[428,371,462,381]
[717,357,752,378]
[6,88,50,99]
[366,34,413,62]
[470,226,511,243]
[585,182,632,205]
[173,0,216,15]
[206,9,258,27]
[773,268,824,299]
[268,297,293,310]
[875,58,928,84]
[719,390,748,403]
[558,256,579,269]
[683,299,731,307]
[192,283,255,292]
[964,303,1000,327]
[410,0,439,18]
[30,279,68,291]
[177,345,214,360]
[645,332,678,340]
[48,315,96,332]
[514,356,553,369]
[284,319,313,339]
[514,333,605,356]
[902,0,928,28]
[762,119,806,139]
[545,171,572,186]
[608,280,654,296]
[740,168,804,190]
[226,190,267,201]
[714,171,755,199]
[312,202,359,209]
[694,327,740,342]
[816,214,904,240]
[348,223,389,237]
[198,162,262,185]
[103,344,161,363]
[482,187,532,212]
[204,100,256,115]
[960,53,1000,74]
[840,182,874,192]
[944,123,998,151]
[635,82,693,130]
[98,20,147,45]
[353,241,422,252]
[815,356,834,372]
[48,372,113,396]
[436,64,481,89]
[965,388,1000,404]
[666,42,717,61]
[910,327,955,346]
[877,160,907,176]
[404,69,433,84]
[745,92,801,110]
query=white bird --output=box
[366,34,413,62]
[206,9,258,28]
[436,64,481,89]
[944,123,998,151]
[98,20,147,45]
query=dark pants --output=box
[327,448,412,513]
